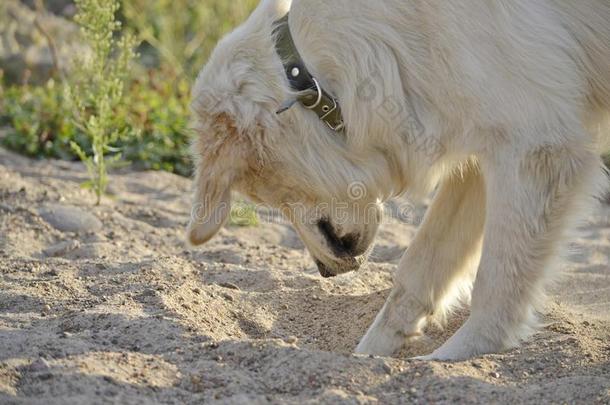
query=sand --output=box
[0,146,609,404]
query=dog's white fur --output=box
[188,0,610,360]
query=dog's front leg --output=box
[356,164,486,356]
[423,142,603,360]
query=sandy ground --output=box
[0,146,609,404]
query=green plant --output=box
[120,69,192,175]
[0,71,193,176]
[66,0,138,204]
[0,79,80,159]
[230,201,260,227]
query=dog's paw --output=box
[410,345,477,361]
[355,335,401,357]
[355,327,408,357]
[412,349,467,361]
[421,319,506,361]
[409,354,435,361]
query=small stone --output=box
[490,372,500,379]
[218,282,240,290]
[43,240,81,257]
[39,204,102,233]
[29,358,51,372]
[221,293,234,302]
[39,373,53,381]
[382,363,393,374]
[0,203,15,212]
[285,336,298,344]
[42,304,51,313]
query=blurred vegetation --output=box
[66,0,138,204]
[1,79,78,159]
[122,0,258,80]
[0,70,192,174]
[230,200,261,227]
[0,0,258,177]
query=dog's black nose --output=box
[317,219,362,257]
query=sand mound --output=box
[0,147,608,403]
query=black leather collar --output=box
[273,14,345,132]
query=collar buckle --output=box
[319,97,345,131]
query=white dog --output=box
[187,0,610,360]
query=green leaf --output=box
[80,180,95,190]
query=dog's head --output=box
[187,0,400,277]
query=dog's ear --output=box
[187,111,253,246]
[187,183,231,246]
